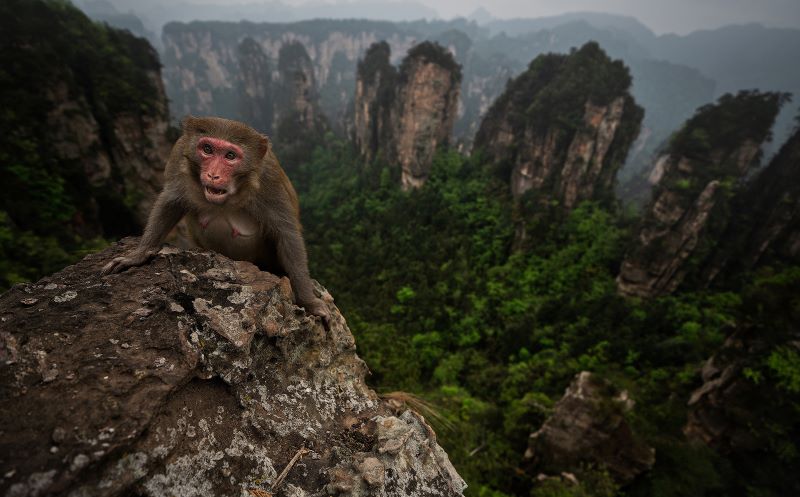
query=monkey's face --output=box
[196,137,244,205]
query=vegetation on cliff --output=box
[0,0,168,289]
[666,90,789,194]
[474,42,643,224]
[618,91,788,298]
[476,42,640,150]
[399,41,463,84]
[357,41,396,88]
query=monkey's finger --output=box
[316,309,332,331]
[100,259,120,275]
[101,257,128,275]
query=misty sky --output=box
[114,0,800,35]
[444,0,800,34]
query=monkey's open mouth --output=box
[205,186,227,196]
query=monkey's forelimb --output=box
[101,192,187,275]
[275,225,331,329]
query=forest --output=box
[296,138,799,497]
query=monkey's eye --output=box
[225,151,237,160]
[201,143,213,154]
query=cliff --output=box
[617,91,788,298]
[392,42,462,189]
[353,41,397,163]
[473,42,643,210]
[0,0,172,288]
[274,41,328,141]
[161,20,423,135]
[234,38,327,172]
[237,37,274,135]
[352,41,461,189]
[160,20,502,152]
[702,128,800,284]
[158,17,727,170]
[0,239,467,496]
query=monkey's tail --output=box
[379,391,455,433]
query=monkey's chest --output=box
[190,211,268,264]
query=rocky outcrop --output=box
[0,239,466,496]
[1,0,172,288]
[237,37,324,139]
[46,81,170,229]
[735,129,800,264]
[274,41,327,139]
[684,329,765,452]
[684,318,800,453]
[237,37,274,135]
[353,41,397,163]
[42,49,171,231]
[159,17,725,168]
[474,42,643,210]
[525,372,655,485]
[702,128,800,284]
[617,91,787,298]
[352,41,461,189]
[392,42,461,189]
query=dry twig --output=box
[272,446,311,492]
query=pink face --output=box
[197,137,244,204]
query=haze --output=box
[99,0,800,35]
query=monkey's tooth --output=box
[205,186,227,195]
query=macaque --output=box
[102,116,329,324]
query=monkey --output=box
[102,116,330,325]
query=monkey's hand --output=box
[304,298,331,330]
[101,250,154,275]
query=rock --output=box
[357,457,385,486]
[474,42,643,211]
[353,41,397,164]
[0,239,466,496]
[684,325,800,453]
[702,127,800,284]
[617,91,787,298]
[391,42,462,190]
[353,41,461,190]
[275,41,328,139]
[39,21,171,230]
[525,372,654,484]
[238,37,274,135]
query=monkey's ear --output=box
[258,134,271,159]
[182,115,196,132]
[182,115,207,135]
